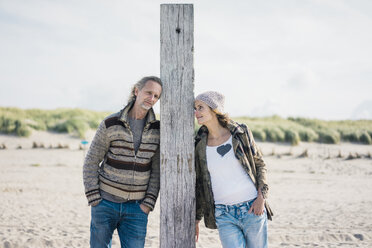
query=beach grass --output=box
[1,107,372,145]
[235,116,372,145]
[0,107,111,138]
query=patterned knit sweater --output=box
[83,101,160,210]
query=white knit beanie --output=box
[195,91,225,114]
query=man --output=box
[83,76,162,248]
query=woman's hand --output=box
[195,220,200,242]
[248,195,265,215]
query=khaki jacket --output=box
[195,121,273,229]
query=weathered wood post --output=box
[160,4,195,248]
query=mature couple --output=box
[83,76,273,248]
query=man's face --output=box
[135,80,162,110]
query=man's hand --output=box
[140,204,151,214]
[195,220,200,242]
[91,200,101,207]
[248,195,265,215]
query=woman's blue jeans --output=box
[90,199,148,248]
[215,199,268,248]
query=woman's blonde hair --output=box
[212,109,230,128]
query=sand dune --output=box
[1,131,372,247]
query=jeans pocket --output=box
[215,208,225,218]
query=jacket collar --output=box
[226,120,245,135]
[118,100,157,125]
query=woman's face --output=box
[194,100,216,125]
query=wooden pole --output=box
[160,4,195,248]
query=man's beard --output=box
[140,102,151,110]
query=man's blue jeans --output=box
[90,199,149,248]
[215,199,268,248]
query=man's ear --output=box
[134,87,139,96]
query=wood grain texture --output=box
[160,4,195,248]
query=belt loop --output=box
[248,198,256,208]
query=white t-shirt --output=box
[206,135,257,205]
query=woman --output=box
[194,91,273,248]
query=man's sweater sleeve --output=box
[83,120,110,206]
[142,147,160,211]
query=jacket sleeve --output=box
[83,120,110,206]
[244,125,269,199]
[195,149,205,220]
[142,147,160,211]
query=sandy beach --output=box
[1,131,372,247]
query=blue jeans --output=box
[215,199,268,248]
[90,199,149,248]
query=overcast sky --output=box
[1,0,371,120]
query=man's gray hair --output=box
[128,76,162,103]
